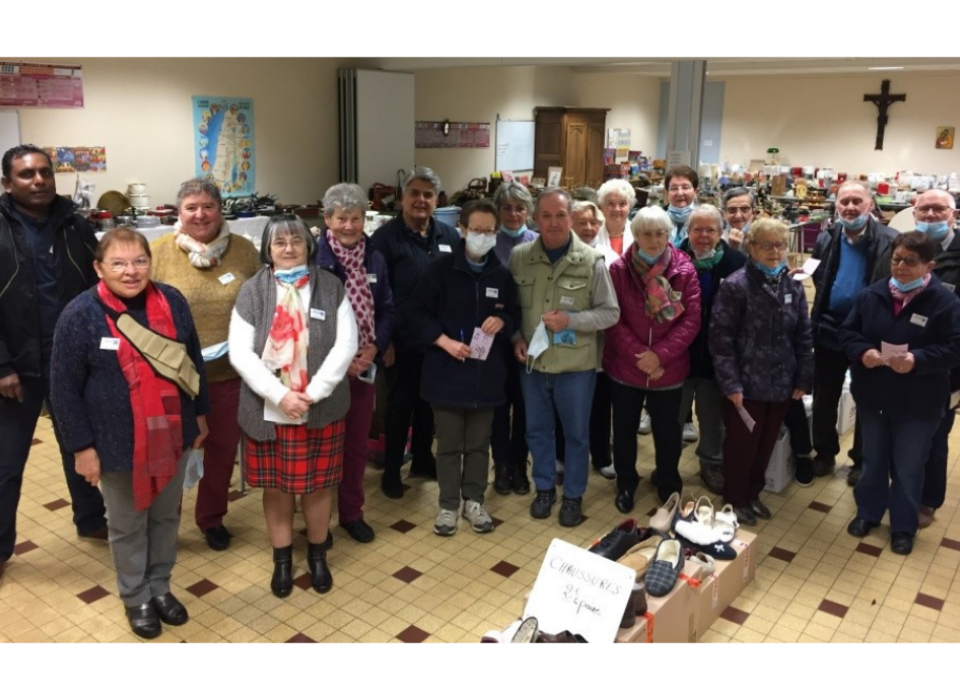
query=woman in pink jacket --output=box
[602,206,702,511]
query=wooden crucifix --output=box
[864,79,906,151]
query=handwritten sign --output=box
[523,539,635,643]
[469,328,494,361]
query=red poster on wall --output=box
[0,62,84,108]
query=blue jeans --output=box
[856,407,940,536]
[520,369,596,498]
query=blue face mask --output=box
[501,224,527,239]
[890,276,925,293]
[840,213,868,231]
[274,265,309,285]
[635,247,662,265]
[916,220,951,241]
[668,204,694,226]
[754,260,786,277]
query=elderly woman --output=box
[839,232,960,555]
[150,178,260,552]
[596,179,636,256]
[229,215,357,597]
[676,204,747,494]
[663,165,698,246]
[314,183,395,543]
[572,200,619,266]
[721,187,755,251]
[710,219,814,526]
[409,200,517,535]
[490,182,538,495]
[50,228,209,639]
[603,206,701,511]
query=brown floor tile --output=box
[185,579,219,598]
[809,501,832,513]
[285,632,316,643]
[818,599,849,618]
[940,538,960,553]
[393,566,422,584]
[31,438,42,445]
[293,573,312,591]
[396,624,430,643]
[768,546,796,563]
[856,542,883,557]
[13,540,39,555]
[915,592,945,611]
[43,498,71,511]
[720,606,750,625]
[77,585,111,604]
[490,517,504,528]
[490,561,520,578]
[390,520,417,534]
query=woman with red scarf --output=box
[50,228,210,639]
[229,215,357,598]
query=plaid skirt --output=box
[243,419,346,494]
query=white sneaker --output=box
[595,463,616,479]
[463,500,495,533]
[433,508,459,536]
[638,411,652,435]
[556,460,565,474]
[682,422,699,443]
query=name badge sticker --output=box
[218,272,236,285]
[559,295,575,307]
[944,283,956,292]
[100,337,120,351]
[310,308,327,321]
[910,313,928,327]
[367,274,378,284]
[784,294,793,304]
[438,244,452,253]
[485,287,499,299]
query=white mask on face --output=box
[465,231,497,257]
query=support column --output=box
[665,60,706,168]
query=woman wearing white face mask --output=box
[409,201,519,537]
[663,165,699,246]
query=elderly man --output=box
[371,167,460,499]
[810,181,896,480]
[0,145,109,582]
[510,187,620,527]
[721,186,754,251]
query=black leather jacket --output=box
[0,193,99,379]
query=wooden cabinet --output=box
[534,107,609,188]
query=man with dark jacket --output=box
[809,181,896,482]
[370,166,460,499]
[0,145,108,581]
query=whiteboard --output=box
[0,111,21,162]
[495,120,534,172]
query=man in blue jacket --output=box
[0,145,108,584]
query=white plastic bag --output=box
[183,448,205,490]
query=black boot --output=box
[271,546,293,598]
[493,462,513,495]
[308,542,333,594]
[511,462,531,495]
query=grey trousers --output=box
[99,453,187,607]
[432,404,493,511]
[678,377,724,468]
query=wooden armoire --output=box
[533,107,609,188]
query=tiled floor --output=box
[2,414,959,643]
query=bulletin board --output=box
[495,120,535,172]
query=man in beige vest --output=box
[510,187,620,527]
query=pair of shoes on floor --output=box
[699,464,724,495]
[340,518,375,543]
[125,592,188,639]
[644,538,684,597]
[152,592,188,625]
[77,526,109,542]
[846,517,879,538]
[270,537,331,598]
[891,532,914,555]
[846,465,862,487]
[682,422,699,443]
[812,455,835,478]
[918,505,936,529]
[203,524,232,551]
[637,411,652,435]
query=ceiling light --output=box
[868,66,904,70]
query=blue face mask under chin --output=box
[916,220,951,241]
[274,265,309,285]
[636,248,662,265]
[840,213,869,231]
[668,204,694,225]
[755,260,786,277]
[890,276,925,293]
[501,224,527,239]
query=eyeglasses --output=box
[499,204,528,215]
[891,255,923,267]
[668,185,694,193]
[725,206,753,215]
[690,227,720,236]
[271,236,307,249]
[916,205,954,215]
[105,258,150,273]
[756,241,788,252]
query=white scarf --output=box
[174,219,232,268]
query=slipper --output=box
[714,503,739,531]
[688,551,716,579]
[675,531,738,561]
[617,534,663,580]
[649,492,681,534]
[644,538,684,597]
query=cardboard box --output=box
[764,428,795,493]
[614,614,649,643]
[693,530,758,641]
[638,559,701,643]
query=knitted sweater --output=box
[150,232,262,382]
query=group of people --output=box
[2,143,958,641]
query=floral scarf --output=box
[631,245,686,323]
[326,231,376,348]
[261,269,310,392]
[174,219,231,268]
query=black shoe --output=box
[125,603,162,639]
[340,518,375,544]
[530,489,556,519]
[699,465,724,495]
[203,525,232,552]
[615,489,635,514]
[78,526,109,542]
[271,545,293,598]
[846,517,879,538]
[558,496,583,527]
[409,455,438,480]
[151,592,188,626]
[732,505,757,527]
[512,463,531,495]
[307,542,333,594]
[493,462,513,495]
[381,475,404,499]
[812,455,835,478]
[847,466,862,487]
[588,519,640,559]
[891,532,914,555]
[795,457,814,487]
[749,498,772,520]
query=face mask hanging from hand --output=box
[526,321,551,373]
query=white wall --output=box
[719,73,960,174]
[570,72,661,159]
[5,57,354,206]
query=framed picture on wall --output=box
[936,127,954,150]
[531,177,546,188]
[547,167,563,187]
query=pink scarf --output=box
[630,246,685,323]
[326,231,376,348]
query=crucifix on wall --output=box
[864,79,906,151]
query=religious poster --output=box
[192,96,255,196]
[936,127,954,150]
[0,62,84,108]
[42,146,107,172]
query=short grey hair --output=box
[689,204,724,231]
[177,177,222,210]
[493,181,533,211]
[571,200,604,224]
[534,186,571,216]
[323,183,367,214]
[630,206,673,238]
[721,187,755,209]
[597,178,637,209]
[744,217,790,248]
[259,214,317,266]
[402,166,442,194]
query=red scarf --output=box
[98,281,183,510]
